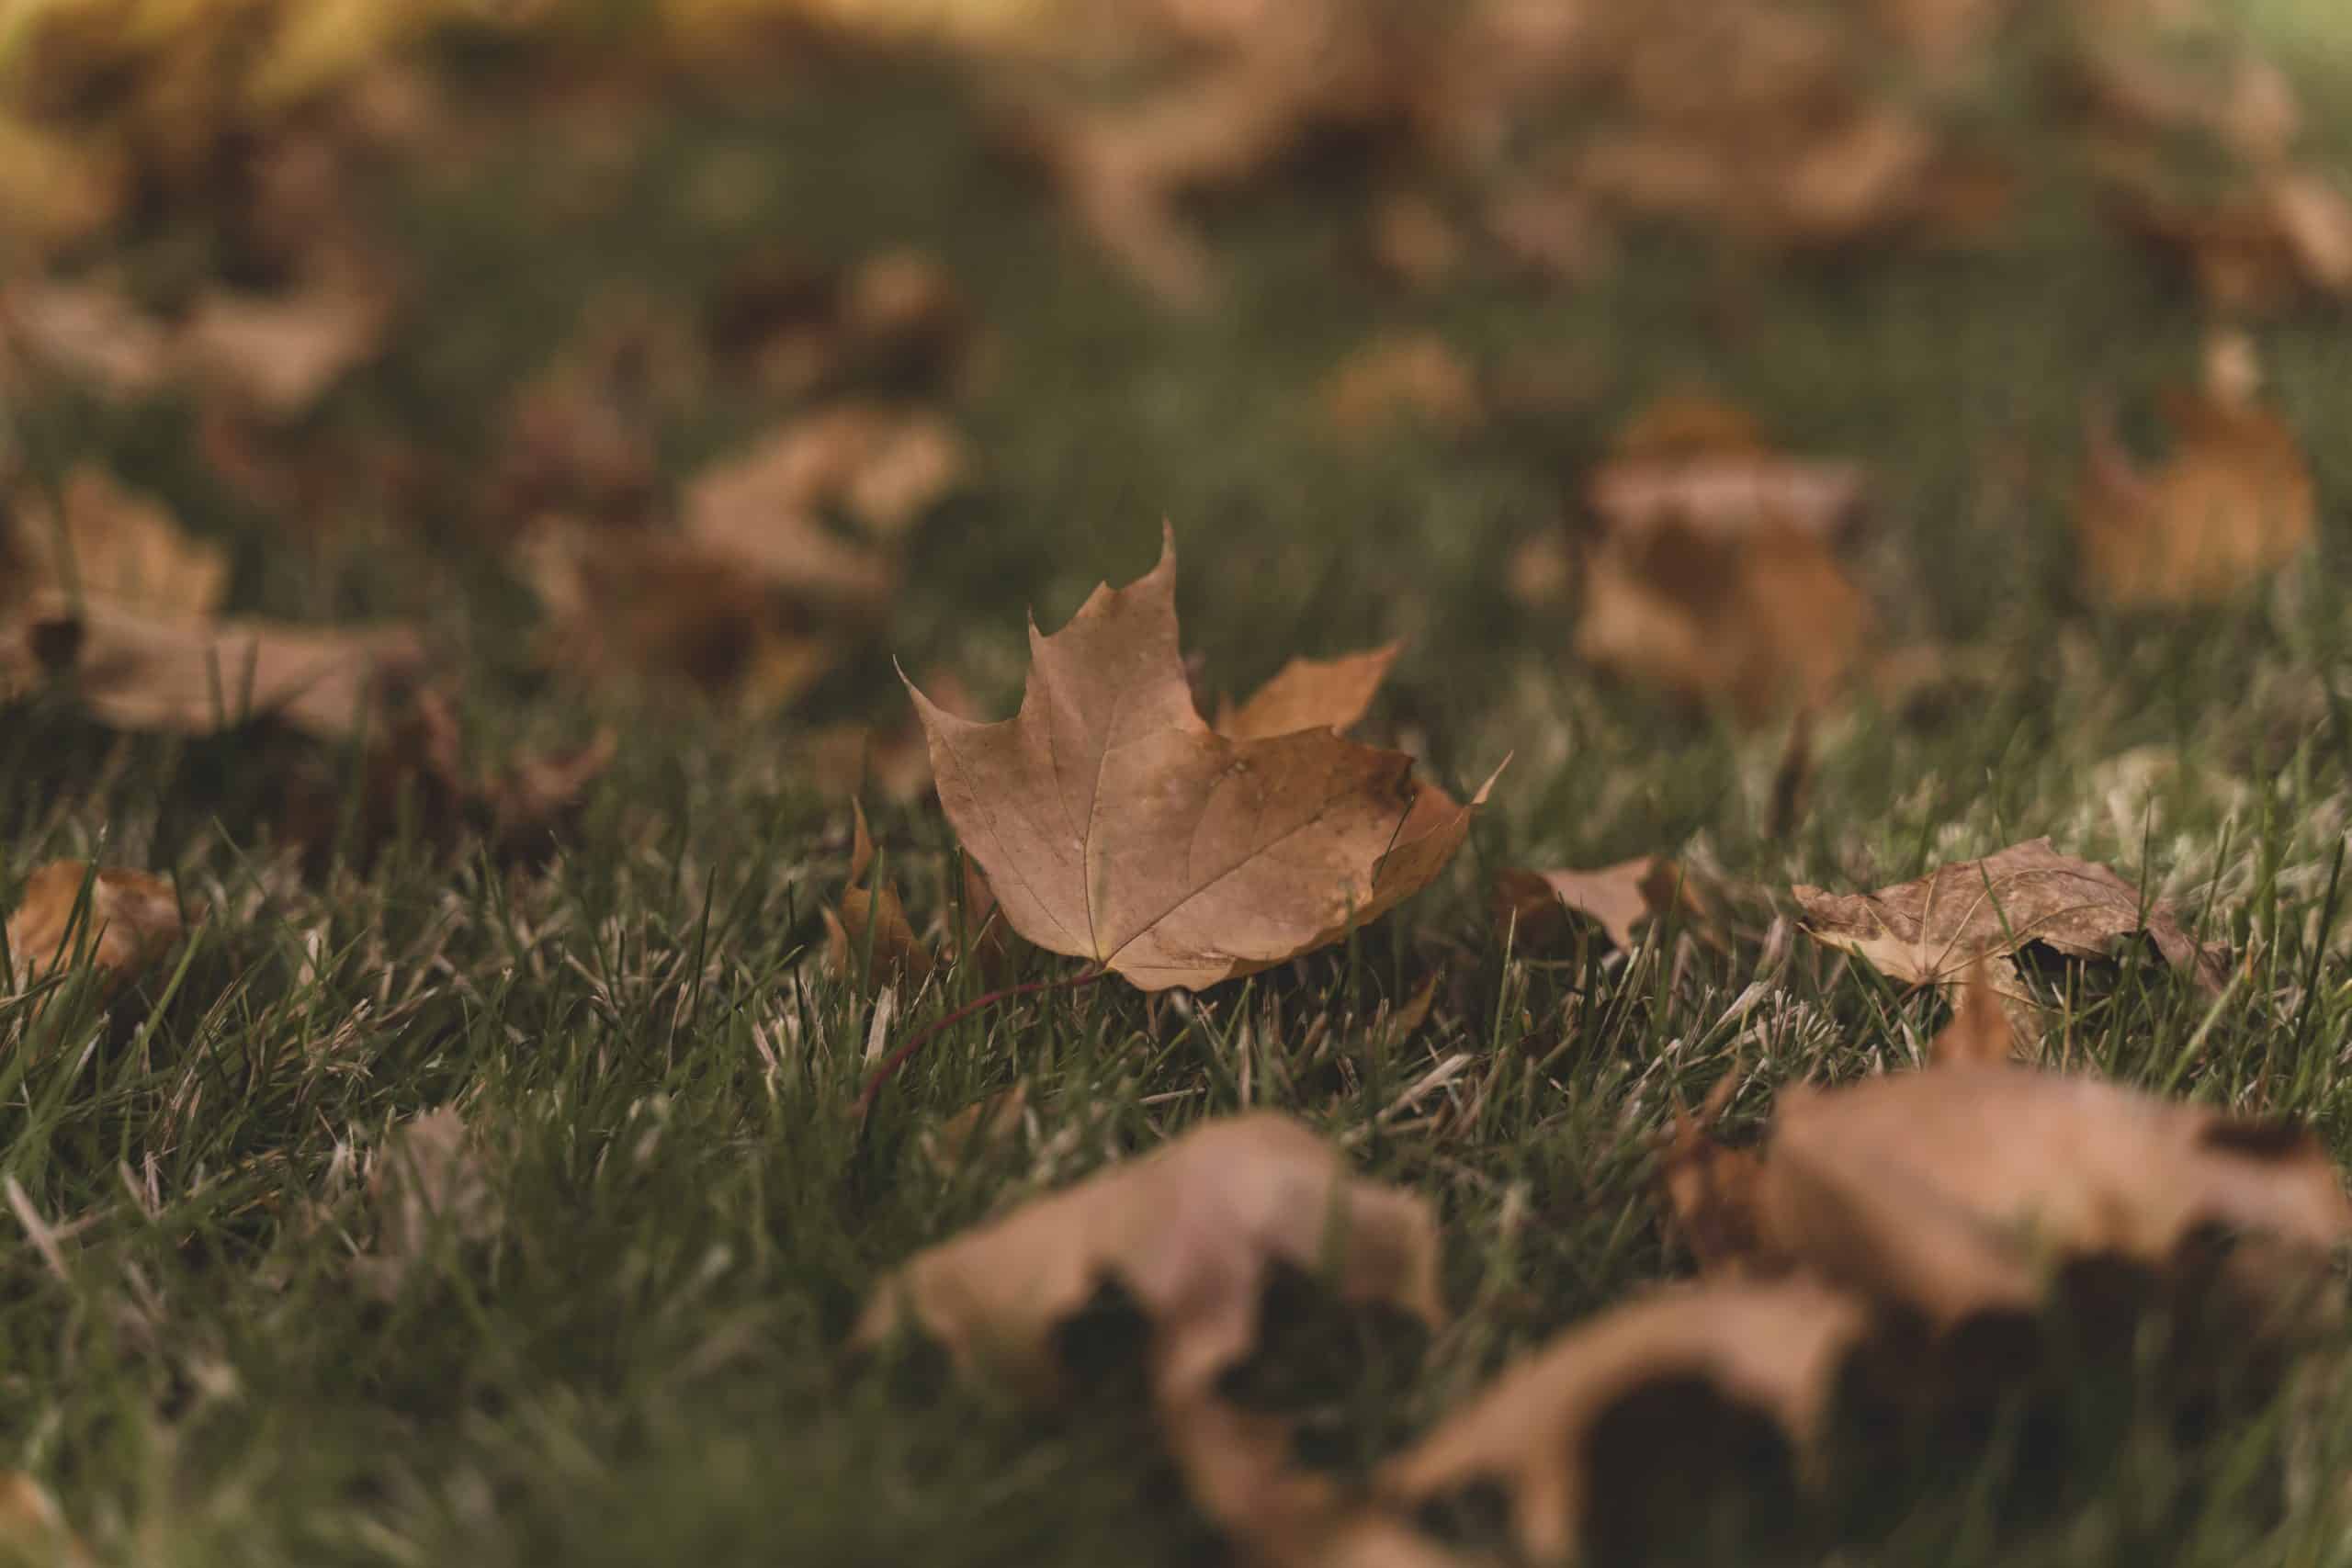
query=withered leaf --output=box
[1731,1062,2352,1326]
[2077,341,2314,607]
[1214,644,1400,742]
[2111,168,2352,313]
[859,1112,1442,1541]
[823,801,935,995]
[3,465,229,621]
[1929,960,2015,1066]
[1494,855,1723,953]
[1577,397,1871,721]
[685,403,970,547]
[1379,1280,1869,1563]
[300,687,614,867]
[0,1471,91,1566]
[0,278,173,400]
[3,592,424,740]
[857,1114,1443,1383]
[1792,836,2228,994]
[907,534,1494,990]
[6,861,196,993]
[177,269,390,420]
[1320,333,1483,438]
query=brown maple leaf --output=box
[1792,836,2229,998]
[2077,336,2314,607]
[905,534,1495,991]
[2109,166,2352,313]
[6,860,198,996]
[1378,1279,1869,1563]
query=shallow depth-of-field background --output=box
[8,0,2352,1562]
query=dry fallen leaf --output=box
[1320,333,1483,438]
[2,465,230,621]
[686,403,968,550]
[1724,1062,2350,1328]
[1379,1279,1869,1563]
[0,278,174,400]
[823,801,936,995]
[1574,395,1872,721]
[1928,959,2015,1066]
[1792,836,2229,995]
[355,1106,501,1300]
[0,1470,92,1566]
[907,534,1495,990]
[1214,645,1401,742]
[6,861,196,995]
[859,1112,1442,1540]
[2,592,424,741]
[1494,855,1724,953]
[2110,167,2352,313]
[2077,338,2315,606]
[290,687,614,868]
[518,524,878,713]
[177,267,391,420]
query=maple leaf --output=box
[904,534,1495,990]
[2076,336,2314,607]
[1379,1279,1869,1563]
[1792,836,2229,997]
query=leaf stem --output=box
[855,967,1107,1117]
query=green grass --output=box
[10,17,2352,1566]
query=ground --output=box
[7,9,2352,1566]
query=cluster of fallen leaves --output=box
[1489,331,2318,730]
[857,835,2348,1565]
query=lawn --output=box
[7,4,2352,1564]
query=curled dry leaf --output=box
[1675,1059,2352,1331]
[1576,397,1871,722]
[906,533,1496,990]
[2077,340,2314,607]
[355,1107,501,1300]
[6,861,196,994]
[1214,644,1400,742]
[859,1112,1442,1541]
[1379,1279,1869,1563]
[2,592,424,741]
[823,801,935,995]
[1792,835,2228,995]
[1494,855,1724,953]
